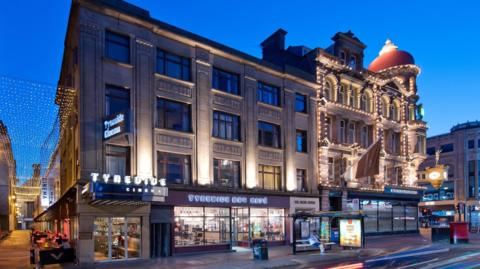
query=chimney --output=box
[260,28,287,61]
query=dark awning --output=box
[34,187,76,222]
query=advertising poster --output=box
[339,219,362,247]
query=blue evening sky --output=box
[0,1,478,180]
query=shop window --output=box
[258,121,281,148]
[213,111,240,141]
[156,49,191,81]
[296,169,307,192]
[257,81,280,106]
[156,98,191,132]
[157,152,191,185]
[362,200,378,233]
[258,165,281,191]
[250,208,285,241]
[296,130,307,153]
[295,93,307,113]
[105,85,130,116]
[105,30,130,64]
[93,217,141,261]
[212,67,239,95]
[213,159,240,188]
[174,207,230,247]
[105,145,130,177]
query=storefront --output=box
[152,190,290,254]
[346,187,423,235]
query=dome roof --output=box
[368,39,414,72]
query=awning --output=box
[34,187,76,222]
[289,210,366,219]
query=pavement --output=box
[1,230,475,269]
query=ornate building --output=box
[0,121,16,232]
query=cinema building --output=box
[35,0,427,264]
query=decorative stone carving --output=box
[157,134,192,148]
[157,79,192,98]
[258,150,282,162]
[213,143,242,156]
[213,94,241,110]
[258,106,281,121]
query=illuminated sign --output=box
[186,194,268,205]
[86,173,168,201]
[339,219,362,248]
[41,177,49,207]
[384,187,420,196]
[103,113,127,140]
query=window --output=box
[258,165,281,191]
[361,126,369,148]
[349,55,356,69]
[105,31,130,63]
[258,121,281,148]
[105,145,130,177]
[174,207,230,247]
[339,51,346,65]
[213,111,240,141]
[94,217,141,261]
[212,67,239,95]
[469,160,475,198]
[324,81,332,101]
[381,99,389,118]
[426,147,436,156]
[339,120,346,143]
[440,143,454,153]
[390,132,401,155]
[468,140,475,149]
[390,103,400,122]
[156,49,191,81]
[347,122,355,144]
[105,85,130,116]
[349,90,357,108]
[338,86,345,104]
[257,82,280,106]
[478,139,480,148]
[213,159,240,188]
[249,208,285,241]
[415,134,426,154]
[325,117,332,140]
[157,152,191,185]
[296,130,307,153]
[296,169,307,192]
[156,98,191,132]
[328,158,334,181]
[295,93,307,113]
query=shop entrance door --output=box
[150,223,171,258]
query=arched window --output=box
[325,81,332,101]
[381,98,390,118]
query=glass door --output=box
[94,217,142,261]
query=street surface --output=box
[2,230,480,269]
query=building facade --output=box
[0,121,16,232]
[418,122,480,226]
[36,0,427,264]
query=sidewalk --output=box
[66,234,431,269]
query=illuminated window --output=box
[296,130,307,153]
[213,159,240,188]
[295,93,307,113]
[258,165,281,191]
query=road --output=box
[0,230,32,269]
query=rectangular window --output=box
[93,217,141,261]
[212,67,239,95]
[295,93,307,113]
[156,49,191,81]
[156,98,191,132]
[296,169,307,192]
[105,31,130,63]
[213,159,240,188]
[157,152,191,185]
[426,147,436,156]
[469,160,475,198]
[257,81,280,106]
[440,143,454,153]
[212,111,240,141]
[296,130,307,153]
[258,121,281,148]
[348,122,355,144]
[105,85,130,116]
[174,207,230,247]
[106,145,130,177]
[328,158,334,182]
[361,126,369,148]
[258,165,281,191]
[339,120,346,143]
[415,134,426,154]
[468,140,475,149]
[325,117,332,140]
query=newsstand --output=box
[252,239,268,260]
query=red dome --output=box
[368,39,415,72]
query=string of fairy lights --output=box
[0,75,61,185]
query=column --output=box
[244,66,257,188]
[284,89,296,191]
